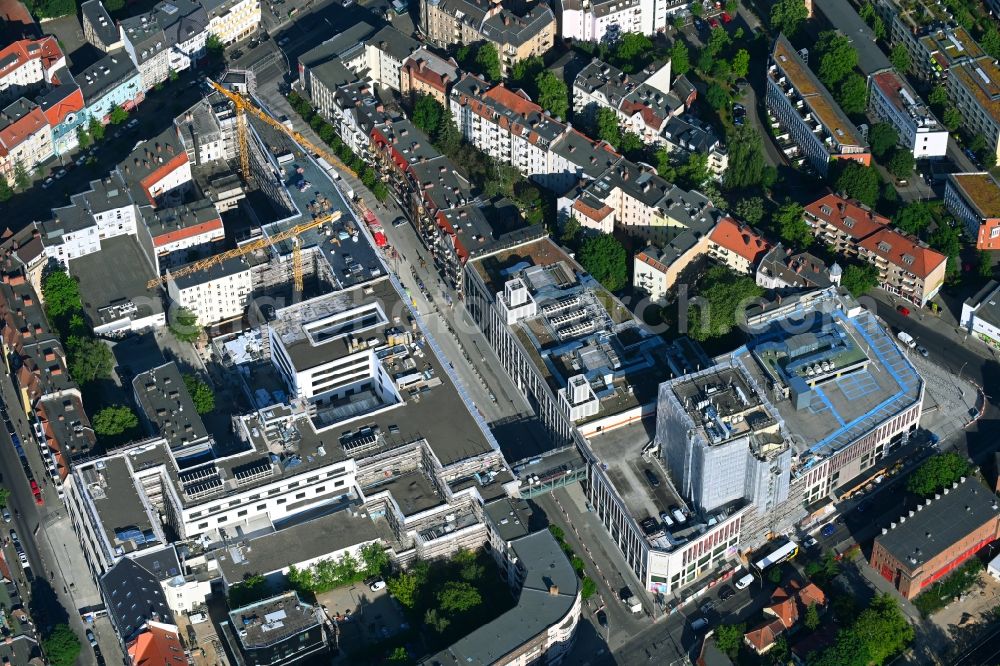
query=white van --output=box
[735,572,754,590]
[896,331,916,348]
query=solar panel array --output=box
[341,428,378,453]
[181,464,223,500]
[233,457,274,486]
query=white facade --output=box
[365,42,407,92]
[165,29,207,74]
[162,574,211,613]
[144,160,193,203]
[44,204,140,261]
[961,283,1000,346]
[166,259,251,325]
[867,70,948,159]
[633,251,670,302]
[206,0,261,45]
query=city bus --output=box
[752,540,799,573]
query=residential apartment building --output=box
[77,50,144,125]
[330,81,384,157]
[867,69,947,158]
[175,95,237,166]
[876,0,982,82]
[573,57,692,144]
[945,172,1000,250]
[142,198,225,269]
[82,0,123,52]
[420,0,555,75]
[36,69,84,156]
[756,243,838,293]
[870,477,1000,599]
[42,173,140,260]
[707,216,770,275]
[166,256,251,325]
[152,0,208,74]
[947,56,1000,164]
[400,47,459,107]
[364,26,420,92]
[0,36,64,105]
[559,0,684,42]
[633,242,712,303]
[203,0,260,45]
[120,15,171,90]
[804,193,946,306]
[0,98,52,186]
[220,593,328,666]
[120,128,193,206]
[766,35,871,175]
[660,114,727,179]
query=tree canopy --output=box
[92,405,139,437]
[834,162,880,207]
[890,43,911,72]
[734,197,765,225]
[474,43,502,81]
[612,33,655,73]
[183,374,216,414]
[169,307,201,343]
[868,123,899,160]
[714,623,745,658]
[594,107,622,146]
[894,202,933,235]
[837,73,869,115]
[811,594,913,666]
[67,336,115,384]
[888,149,915,179]
[411,94,443,137]
[535,71,568,121]
[670,40,690,77]
[775,200,811,247]
[770,0,808,36]
[907,452,972,497]
[816,31,858,88]
[42,625,81,666]
[687,265,764,341]
[578,234,628,292]
[724,125,770,190]
[929,222,961,275]
[109,104,128,125]
[840,263,879,297]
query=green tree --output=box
[620,131,644,157]
[42,268,83,330]
[868,122,899,159]
[942,106,962,131]
[581,577,597,599]
[424,608,450,633]
[687,265,764,341]
[372,181,389,202]
[890,43,911,72]
[706,26,731,56]
[768,566,783,584]
[671,40,690,77]
[579,234,627,292]
[837,73,869,115]
[438,581,482,614]
[982,25,1000,61]
[535,71,568,120]
[228,573,270,607]
[169,307,201,342]
[42,625,81,666]
[388,569,422,608]
[104,0,124,10]
[841,263,879,297]
[88,117,105,142]
[888,149,914,179]
[834,162,880,207]
[92,405,138,437]
[435,117,462,155]
[770,0,808,36]
[735,197,765,225]
[614,33,654,73]
[714,623,745,658]
[805,602,821,630]
[775,200,811,247]
[387,646,410,664]
[928,85,949,109]
[561,217,581,245]
[731,48,750,79]
[76,126,92,150]
[724,125,767,190]
[183,374,215,414]
[907,452,972,497]
[109,104,128,125]
[675,152,709,189]
[67,336,114,384]
[0,177,12,202]
[977,250,993,279]
[12,161,29,191]
[411,94,443,138]
[816,31,858,87]
[929,222,961,275]
[894,202,932,235]
[510,56,545,93]
[706,82,729,111]
[475,43,502,81]
[594,107,622,146]
[690,1,703,16]
[206,33,225,61]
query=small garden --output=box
[913,559,985,617]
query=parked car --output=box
[278,36,290,46]
[896,305,910,316]
[17,552,27,566]
[127,118,139,129]
[644,468,660,488]
[9,529,17,542]
[596,609,608,627]
[42,178,52,189]
[721,11,732,22]
[820,523,836,537]
[708,17,719,28]
[718,585,735,600]
[1,509,9,523]
[55,169,66,179]
[86,629,97,647]
[690,616,709,632]
[369,579,386,592]
[804,536,818,548]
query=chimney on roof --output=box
[548,584,559,595]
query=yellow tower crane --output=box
[208,79,370,218]
[147,211,342,289]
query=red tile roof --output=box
[708,216,770,264]
[0,36,62,80]
[40,86,84,127]
[127,622,185,666]
[857,227,947,279]
[0,103,48,157]
[804,193,889,240]
[744,618,786,653]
